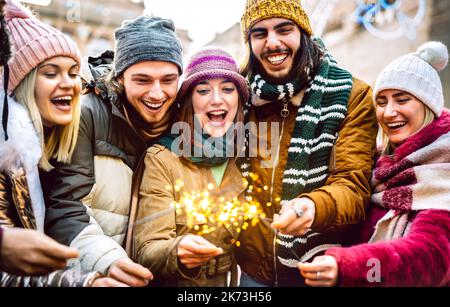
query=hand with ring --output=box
[271,197,316,236]
[297,255,338,287]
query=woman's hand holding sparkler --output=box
[271,197,316,236]
[177,234,224,269]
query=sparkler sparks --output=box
[167,179,267,239]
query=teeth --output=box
[52,96,72,101]
[143,100,164,109]
[267,54,287,65]
[387,122,407,128]
[209,110,226,115]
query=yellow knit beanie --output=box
[241,0,313,42]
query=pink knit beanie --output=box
[4,0,81,94]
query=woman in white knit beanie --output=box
[373,41,448,153]
[295,42,450,287]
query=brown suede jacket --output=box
[236,78,378,286]
[134,145,246,286]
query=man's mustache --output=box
[261,48,292,58]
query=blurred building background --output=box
[206,0,450,107]
[24,0,449,106]
[25,0,193,58]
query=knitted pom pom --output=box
[417,41,449,72]
[5,0,33,23]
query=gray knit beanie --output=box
[114,16,183,77]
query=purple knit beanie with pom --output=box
[177,47,249,103]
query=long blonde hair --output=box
[14,68,81,171]
[378,104,436,154]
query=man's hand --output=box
[108,258,153,287]
[271,197,316,236]
[177,235,223,269]
[297,255,338,287]
[0,227,79,276]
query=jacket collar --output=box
[109,93,129,122]
[0,91,41,173]
[0,91,45,231]
[251,89,306,107]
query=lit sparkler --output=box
[167,178,267,240]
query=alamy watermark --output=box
[66,0,81,23]
[366,258,382,283]
[168,120,282,169]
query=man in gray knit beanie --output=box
[44,15,184,287]
[114,16,183,77]
[112,15,183,131]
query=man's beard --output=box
[251,51,301,85]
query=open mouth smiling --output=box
[142,99,165,112]
[386,121,408,130]
[206,109,228,123]
[50,95,72,110]
[266,54,288,65]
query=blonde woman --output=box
[0,0,119,286]
[294,42,450,287]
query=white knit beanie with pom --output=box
[373,41,449,117]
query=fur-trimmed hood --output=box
[0,90,45,231]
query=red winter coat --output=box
[326,206,450,287]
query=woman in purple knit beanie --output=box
[296,42,450,287]
[133,47,250,286]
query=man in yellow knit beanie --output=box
[241,0,313,41]
[237,0,378,287]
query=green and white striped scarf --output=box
[240,48,354,271]
[243,51,353,201]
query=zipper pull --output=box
[281,99,289,118]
